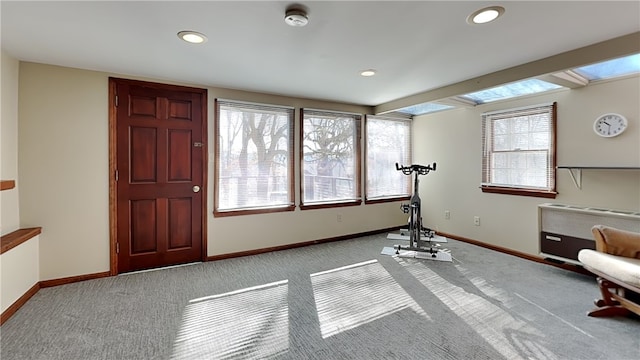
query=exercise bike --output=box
[394,162,450,261]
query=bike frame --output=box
[396,162,437,253]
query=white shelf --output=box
[557,166,640,189]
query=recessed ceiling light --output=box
[467,6,505,24]
[360,69,376,77]
[177,31,208,44]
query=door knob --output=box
[192,185,201,193]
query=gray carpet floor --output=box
[1,234,639,360]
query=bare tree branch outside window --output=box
[217,101,293,211]
[302,111,360,203]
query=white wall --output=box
[17,62,407,281]
[1,51,20,235]
[413,76,640,256]
[1,52,39,314]
[1,236,39,313]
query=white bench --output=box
[578,225,640,317]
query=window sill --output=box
[214,204,295,217]
[365,195,410,205]
[300,200,362,210]
[481,186,557,199]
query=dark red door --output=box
[113,78,206,273]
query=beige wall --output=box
[413,76,640,255]
[15,60,640,281]
[18,63,111,280]
[17,62,406,281]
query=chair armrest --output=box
[591,225,640,259]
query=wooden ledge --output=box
[1,180,16,191]
[1,227,42,255]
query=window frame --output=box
[299,108,362,210]
[364,114,412,204]
[214,99,295,217]
[481,102,558,199]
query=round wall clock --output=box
[593,113,627,138]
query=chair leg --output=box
[596,278,620,306]
[588,277,630,317]
[588,306,631,317]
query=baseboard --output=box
[1,282,40,325]
[39,271,112,288]
[1,271,113,325]
[208,226,402,261]
[438,231,593,276]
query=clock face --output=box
[593,113,627,138]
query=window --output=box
[301,109,361,208]
[396,102,454,116]
[462,79,563,104]
[573,53,640,81]
[365,115,412,202]
[215,99,294,215]
[481,102,557,198]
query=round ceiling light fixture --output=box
[467,6,505,24]
[177,30,208,44]
[284,9,309,27]
[360,69,377,77]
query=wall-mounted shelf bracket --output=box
[565,168,582,189]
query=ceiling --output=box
[2,1,639,110]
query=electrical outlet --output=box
[337,213,342,222]
[445,210,450,220]
[474,216,480,226]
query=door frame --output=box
[108,77,208,275]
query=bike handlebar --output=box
[395,162,436,175]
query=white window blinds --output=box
[302,109,361,205]
[481,102,556,192]
[366,115,412,199]
[216,99,294,212]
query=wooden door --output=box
[111,78,207,273]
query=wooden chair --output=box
[577,225,640,317]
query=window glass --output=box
[481,103,557,197]
[366,116,411,200]
[462,79,563,104]
[215,100,294,214]
[301,109,361,206]
[574,53,640,80]
[396,102,454,116]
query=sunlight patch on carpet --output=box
[171,280,289,360]
[311,259,430,339]
[456,264,593,338]
[397,258,559,360]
